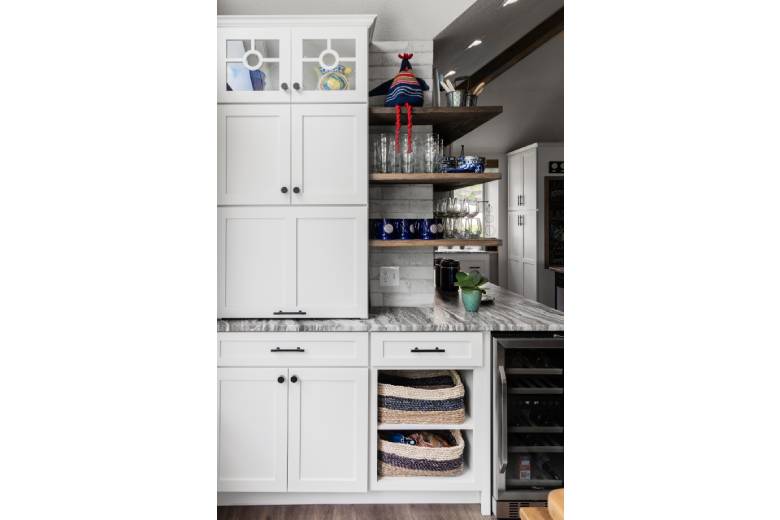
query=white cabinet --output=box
[218,206,367,319]
[217,333,369,495]
[507,259,523,295]
[506,143,563,306]
[218,105,291,205]
[507,152,524,211]
[218,367,288,492]
[288,367,368,492]
[217,207,295,318]
[218,18,373,103]
[507,213,525,261]
[218,104,366,206]
[291,103,367,205]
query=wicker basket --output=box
[378,430,465,477]
[378,370,466,424]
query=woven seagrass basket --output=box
[377,370,465,424]
[378,430,465,477]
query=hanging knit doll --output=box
[369,53,429,153]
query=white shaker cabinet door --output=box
[293,207,368,318]
[218,104,291,205]
[522,149,538,210]
[507,152,524,211]
[218,207,296,318]
[508,258,524,295]
[217,368,288,492]
[291,104,367,205]
[287,367,368,492]
[508,212,525,261]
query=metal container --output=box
[465,94,479,106]
[446,90,467,107]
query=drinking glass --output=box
[387,135,399,173]
[372,134,389,173]
[413,134,426,172]
[424,133,437,172]
[467,218,482,238]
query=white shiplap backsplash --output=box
[369,41,435,307]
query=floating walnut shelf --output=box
[368,106,503,145]
[369,172,501,191]
[369,239,502,249]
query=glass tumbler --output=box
[401,138,415,173]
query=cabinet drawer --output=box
[218,332,368,367]
[370,332,483,367]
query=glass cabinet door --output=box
[291,27,367,102]
[218,28,291,102]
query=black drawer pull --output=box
[273,310,307,315]
[270,347,305,353]
[410,347,446,353]
[553,334,564,338]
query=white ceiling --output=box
[434,0,563,81]
[217,0,478,41]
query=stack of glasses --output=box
[433,198,485,239]
[371,132,446,173]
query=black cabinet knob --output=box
[277,376,285,384]
[281,82,289,91]
[292,187,301,194]
[291,375,298,383]
[293,82,301,90]
[281,186,288,193]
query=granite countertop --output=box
[218,283,563,333]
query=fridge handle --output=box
[498,363,508,473]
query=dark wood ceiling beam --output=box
[456,7,563,92]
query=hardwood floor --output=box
[217,504,494,520]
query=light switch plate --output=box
[379,266,400,287]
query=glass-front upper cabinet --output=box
[290,27,367,103]
[218,27,291,103]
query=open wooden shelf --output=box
[369,106,503,144]
[369,238,502,248]
[370,172,501,191]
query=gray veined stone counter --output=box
[218,283,563,333]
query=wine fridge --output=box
[493,332,563,519]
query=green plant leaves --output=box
[454,270,488,291]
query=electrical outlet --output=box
[379,266,400,287]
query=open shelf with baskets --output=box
[370,367,483,492]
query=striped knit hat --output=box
[369,53,430,152]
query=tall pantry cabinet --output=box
[217,16,375,319]
[506,142,563,307]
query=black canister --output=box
[438,259,461,293]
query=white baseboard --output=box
[218,490,481,506]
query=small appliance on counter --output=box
[435,258,461,293]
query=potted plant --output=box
[455,271,488,312]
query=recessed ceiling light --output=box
[502,0,519,6]
[444,70,456,78]
[467,39,482,49]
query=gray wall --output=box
[448,33,563,287]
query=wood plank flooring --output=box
[217,504,494,520]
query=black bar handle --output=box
[553,334,564,338]
[273,310,307,315]
[270,347,305,353]
[410,347,446,353]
